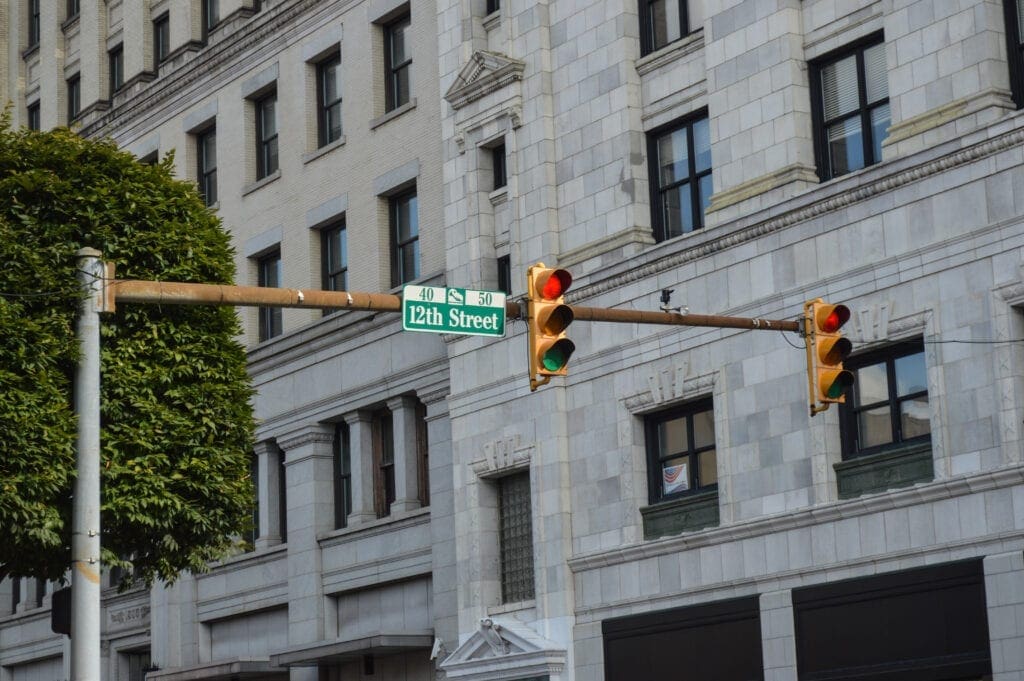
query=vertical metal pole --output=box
[72,248,103,681]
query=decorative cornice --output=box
[567,464,1024,574]
[996,280,1024,305]
[470,435,533,478]
[623,366,716,413]
[444,51,525,110]
[276,425,335,452]
[558,226,656,269]
[569,123,1024,304]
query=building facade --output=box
[4,0,1024,680]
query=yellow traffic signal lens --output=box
[818,336,852,365]
[538,305,573,335]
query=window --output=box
[497,255,511,295]
[256,92,278,179]
[390,190,419,286]
[202,0,220,38]
[648,114,712,241]
[373,408,395,518]
[333,423,352,529]
[639,0,687,55]
[257,251,282,341]
[645,399,716,504]
[322,221,347,292]
[1005,0,1024,108]
[416,400,429,507]
[11,578,21,614]
[153,14,170,69]
[67,0,79,19]
[123,649,152,681]
[317,52,343,147]
[67,75,81,121]
[491,142,507,190]
[811,36,890,180]
[839,340,929,460]
[196,127,217,206]
[486,0,500,13]
[28,0,40,47]
[109,44,124,94]
[277,449,287,543]
[34,578,44,608]
[248,452,259,548]
[26,103,40,131]
[384,14,412,111]
[498,471,534,603]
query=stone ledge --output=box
[835,442,933,499]
[706,163,819,215]
[883,89,1016,148]
[641,490,720,540]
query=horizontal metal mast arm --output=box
[111,279,402,312]
[570,305,802,333]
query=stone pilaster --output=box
[344,411,378,525]
[760,589,798,681]
[985,550,1024,680]
[254,439,283,549]
[387,395,422,513]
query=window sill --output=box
[483,10,501,30]
[636,30,703,76]
[835,442,933,499]
[21,44,39,60]
[489,186,508,205]
[303,136,346,165]
[370,98,417,130]
[488,599,535,617]
[242,169,281,196]
[640,489,719,540]
[61,14,80,33]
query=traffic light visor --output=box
[536,269,572,299]
[816,304,850,333]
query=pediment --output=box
[444,51,525,110]
[439,618,567,679]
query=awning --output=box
[144,659,286,681]
[270,631,434,667]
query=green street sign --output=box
[402,285,506,337]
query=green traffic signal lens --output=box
[825,371,854,398]
[541,339,575,372]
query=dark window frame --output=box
[124,649,152,681]
[255,91,279,180]
[496,254,512,295]
[196,126,217,206]
[153,13,171,69]
[277,448,287,543]
[1005,0,1024,108]
[257,250,282,341]
[109,44,124,95]
[838,339,930,461]
[372,408,395,518]
[202,0,220,40]
[809,32,890,181]
[647,110,712,242]
[333,423,352,529]
[317,52,343,147]
[27,102,40,131]
[28,0,41,47]
[321,220,348,293]
[639,0,688,56]
[67,74,81,121]
[491,142,507,190]
[486,0,500,14]
[67,0,79,20]
[248,452,260,549]
[384,13,412,112]
[644,397,717,505]
[498,471,535,603]
[416,400,430,507]
[389,189,419,287]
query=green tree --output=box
[0,117,255,587]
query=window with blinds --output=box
[812,36,890,180]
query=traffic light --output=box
[804,298,854,415]
[527,263,575,391]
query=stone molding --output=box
[623,362,716,413]
[570,123,1024,304]
[444,51,526,110]
[706,163,819,214]
[439,618,567,680]
[470,435,533,479]
[883,89,1017,148]
[635,30,703,76]
[276,424,334,452]
[567,465,1024,574]
[558,225,656,269]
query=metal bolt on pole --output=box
[72,248,104,681]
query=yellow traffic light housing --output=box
[804,298,854,415]
[527,263,575,391]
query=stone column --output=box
[387,395,422,513]
[120,0,148,82]
[344,411,378,525]
[277,425,335,668]
[760,589,798,681]
[78,0,108,108]
[254,439,283,549]
[985,550,1024,680]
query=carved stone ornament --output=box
[470,435,533,478]
[438,617,567,679]
[444,51,526,110]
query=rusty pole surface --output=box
[110,278,801,333]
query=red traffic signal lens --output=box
[819,304,850,333]
[539,270,572,299]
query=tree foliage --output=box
[0,116,255,586]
